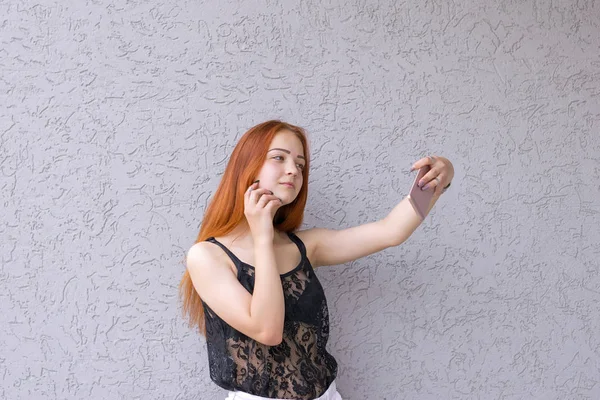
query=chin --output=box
[280,195,298,206]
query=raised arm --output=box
[186,239,284,346]
[300,156,454,267]
[187,182,286,346]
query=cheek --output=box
[296,176,304,191]
[257,165,279,182]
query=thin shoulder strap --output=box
[205,237,243,266]
[286,231,307,259]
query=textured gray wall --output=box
[2,0,599,399]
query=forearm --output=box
[383,191,443,246]
[250,240,285,341]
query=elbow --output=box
[259,330,283,346]
[388,233,409,247]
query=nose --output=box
[285,160,298,176]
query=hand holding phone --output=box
[407,166,434,220]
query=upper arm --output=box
[298,220,395,268]
[298,194,433,267]
[186,242,277,345]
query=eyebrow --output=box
[268,148,305,160]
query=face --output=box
[255,129,305,206]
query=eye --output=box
[297,163,305,170]
[272,155,284,161]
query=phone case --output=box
[408,166,434,220]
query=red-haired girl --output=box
[180,120,454,400]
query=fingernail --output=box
[418,181,423,187]
[253,180,259,184]
[269,191,273,195]
[422,184,429,191]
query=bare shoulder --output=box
[187,241,218,265]
[186,241,236,280]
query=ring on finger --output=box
[434,177,441,185]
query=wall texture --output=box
[2,0,599,399]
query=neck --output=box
[228,222,286,246]
[228,222,251,244]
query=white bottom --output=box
[225,380,342,400]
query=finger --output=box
[248,188,259,203]
[421,173,445,192]
[257,194,278,208]
[433,178,445,196]
[266,195,283,207]
[410,155,437,172]
[249,188,272,204]
[266,197,283,211]
[417,167,438,187]
[246,181,260,197]
[252,189,274,203]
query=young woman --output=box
[180,120,454,400]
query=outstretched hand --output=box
[410,156,454,196]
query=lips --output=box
[280,182,295,189]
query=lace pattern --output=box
[202,233,337,399]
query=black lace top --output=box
[201,232,338,399]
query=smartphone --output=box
[407,166,434,220]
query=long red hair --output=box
[179,120,311,335]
